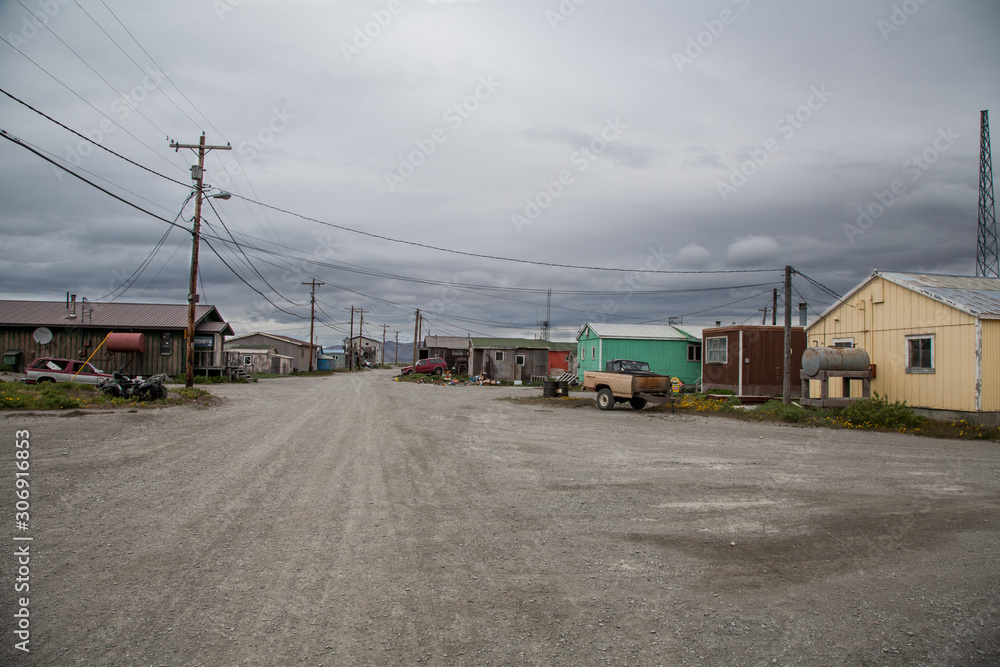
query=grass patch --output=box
[668,392,999,441]
[0,380,214,411]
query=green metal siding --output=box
[576,331,701,385]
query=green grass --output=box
[0,380,211,410]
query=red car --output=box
[401,357,448,376]
[24,357,112,385]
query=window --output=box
[591,346,596,360]
[687,344,701,362]
[515,354,525,365]
[906,335,934,373]
[160,332,172,356]
[565,355,570,362]
[495,351,505,361]
[832,338,854,348]
[705,337,727,364]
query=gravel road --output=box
[2,369,998,666]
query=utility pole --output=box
[380,324,389,367]
[302,279,324,371]
[357,309,368,366]
[411,309,421,369]
[783,266,792,404]
[394,331,399,367]
[772,288,778,326]
[346,306,354,371]
[170,133,231,388]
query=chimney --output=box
[798,303,808,327]
[68,294,77,318]
[715,321,721,327]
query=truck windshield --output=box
[620,361,650,372]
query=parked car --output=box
[401,357,448,376]
[24,357,112,385]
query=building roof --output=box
[0,300,233,334]
[879,272,1000,318]
[812,271,1000,324]
[577,323,700,342]
[470,337,562,350]
[228,331,317,348]
[424,336,470,349]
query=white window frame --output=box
[832,337,855,348]
[705,337,727,364]
[495,351,505,362]
[591,346,596,361]
[905,334,934,374]
[515,354,525,365]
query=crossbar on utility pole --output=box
[170,133,231,388]
[302,279,324,371]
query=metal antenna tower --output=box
[977,110,998,277]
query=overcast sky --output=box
[1,0,998,346]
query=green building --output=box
[576,323,703,386]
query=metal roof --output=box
[0,300,233,334]
[424,336,470,349]
[577,323,699,342]
[228,332,316,348]
[470,337,557,349]
[878,272,1000,318]
[811,272,1000,323]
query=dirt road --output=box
[2,370,998,665]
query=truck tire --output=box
[596,388,615,411]
[629,397,647,410]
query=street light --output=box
[184,187,233,387]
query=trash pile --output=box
[394,372,500,387]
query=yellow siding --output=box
[806,276,980,411]
[981,320,1000,411]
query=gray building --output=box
[225,332,320,372]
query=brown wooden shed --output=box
[701,325,806,397]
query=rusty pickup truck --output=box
[582,359,675,411]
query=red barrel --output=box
[105,333,146,353]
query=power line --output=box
[13,0,175,141]
[0,35,187,176]
[225,191,783,275]
[70,0,205,131]
[0,86,191,188]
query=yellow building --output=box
[806,271,1000,423]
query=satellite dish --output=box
[33,327,53,345]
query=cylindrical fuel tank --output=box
[105,333,146,353]
[801,346,870,377]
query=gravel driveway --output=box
[2,369,998,665]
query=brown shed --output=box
[702,325,806,397]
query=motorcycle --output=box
[99,369,168,401]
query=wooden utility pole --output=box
[783,266,792,404]
[411,309,421,370]
[346,306,355,371]
[357,309,368,366]
[394,331,399,366]
[302,280,324,371]
[380,324,389,367]
[772,288,778,326]
[170,133,231,388]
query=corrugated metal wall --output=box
[807,277,980,411]
[599,339,701,384]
